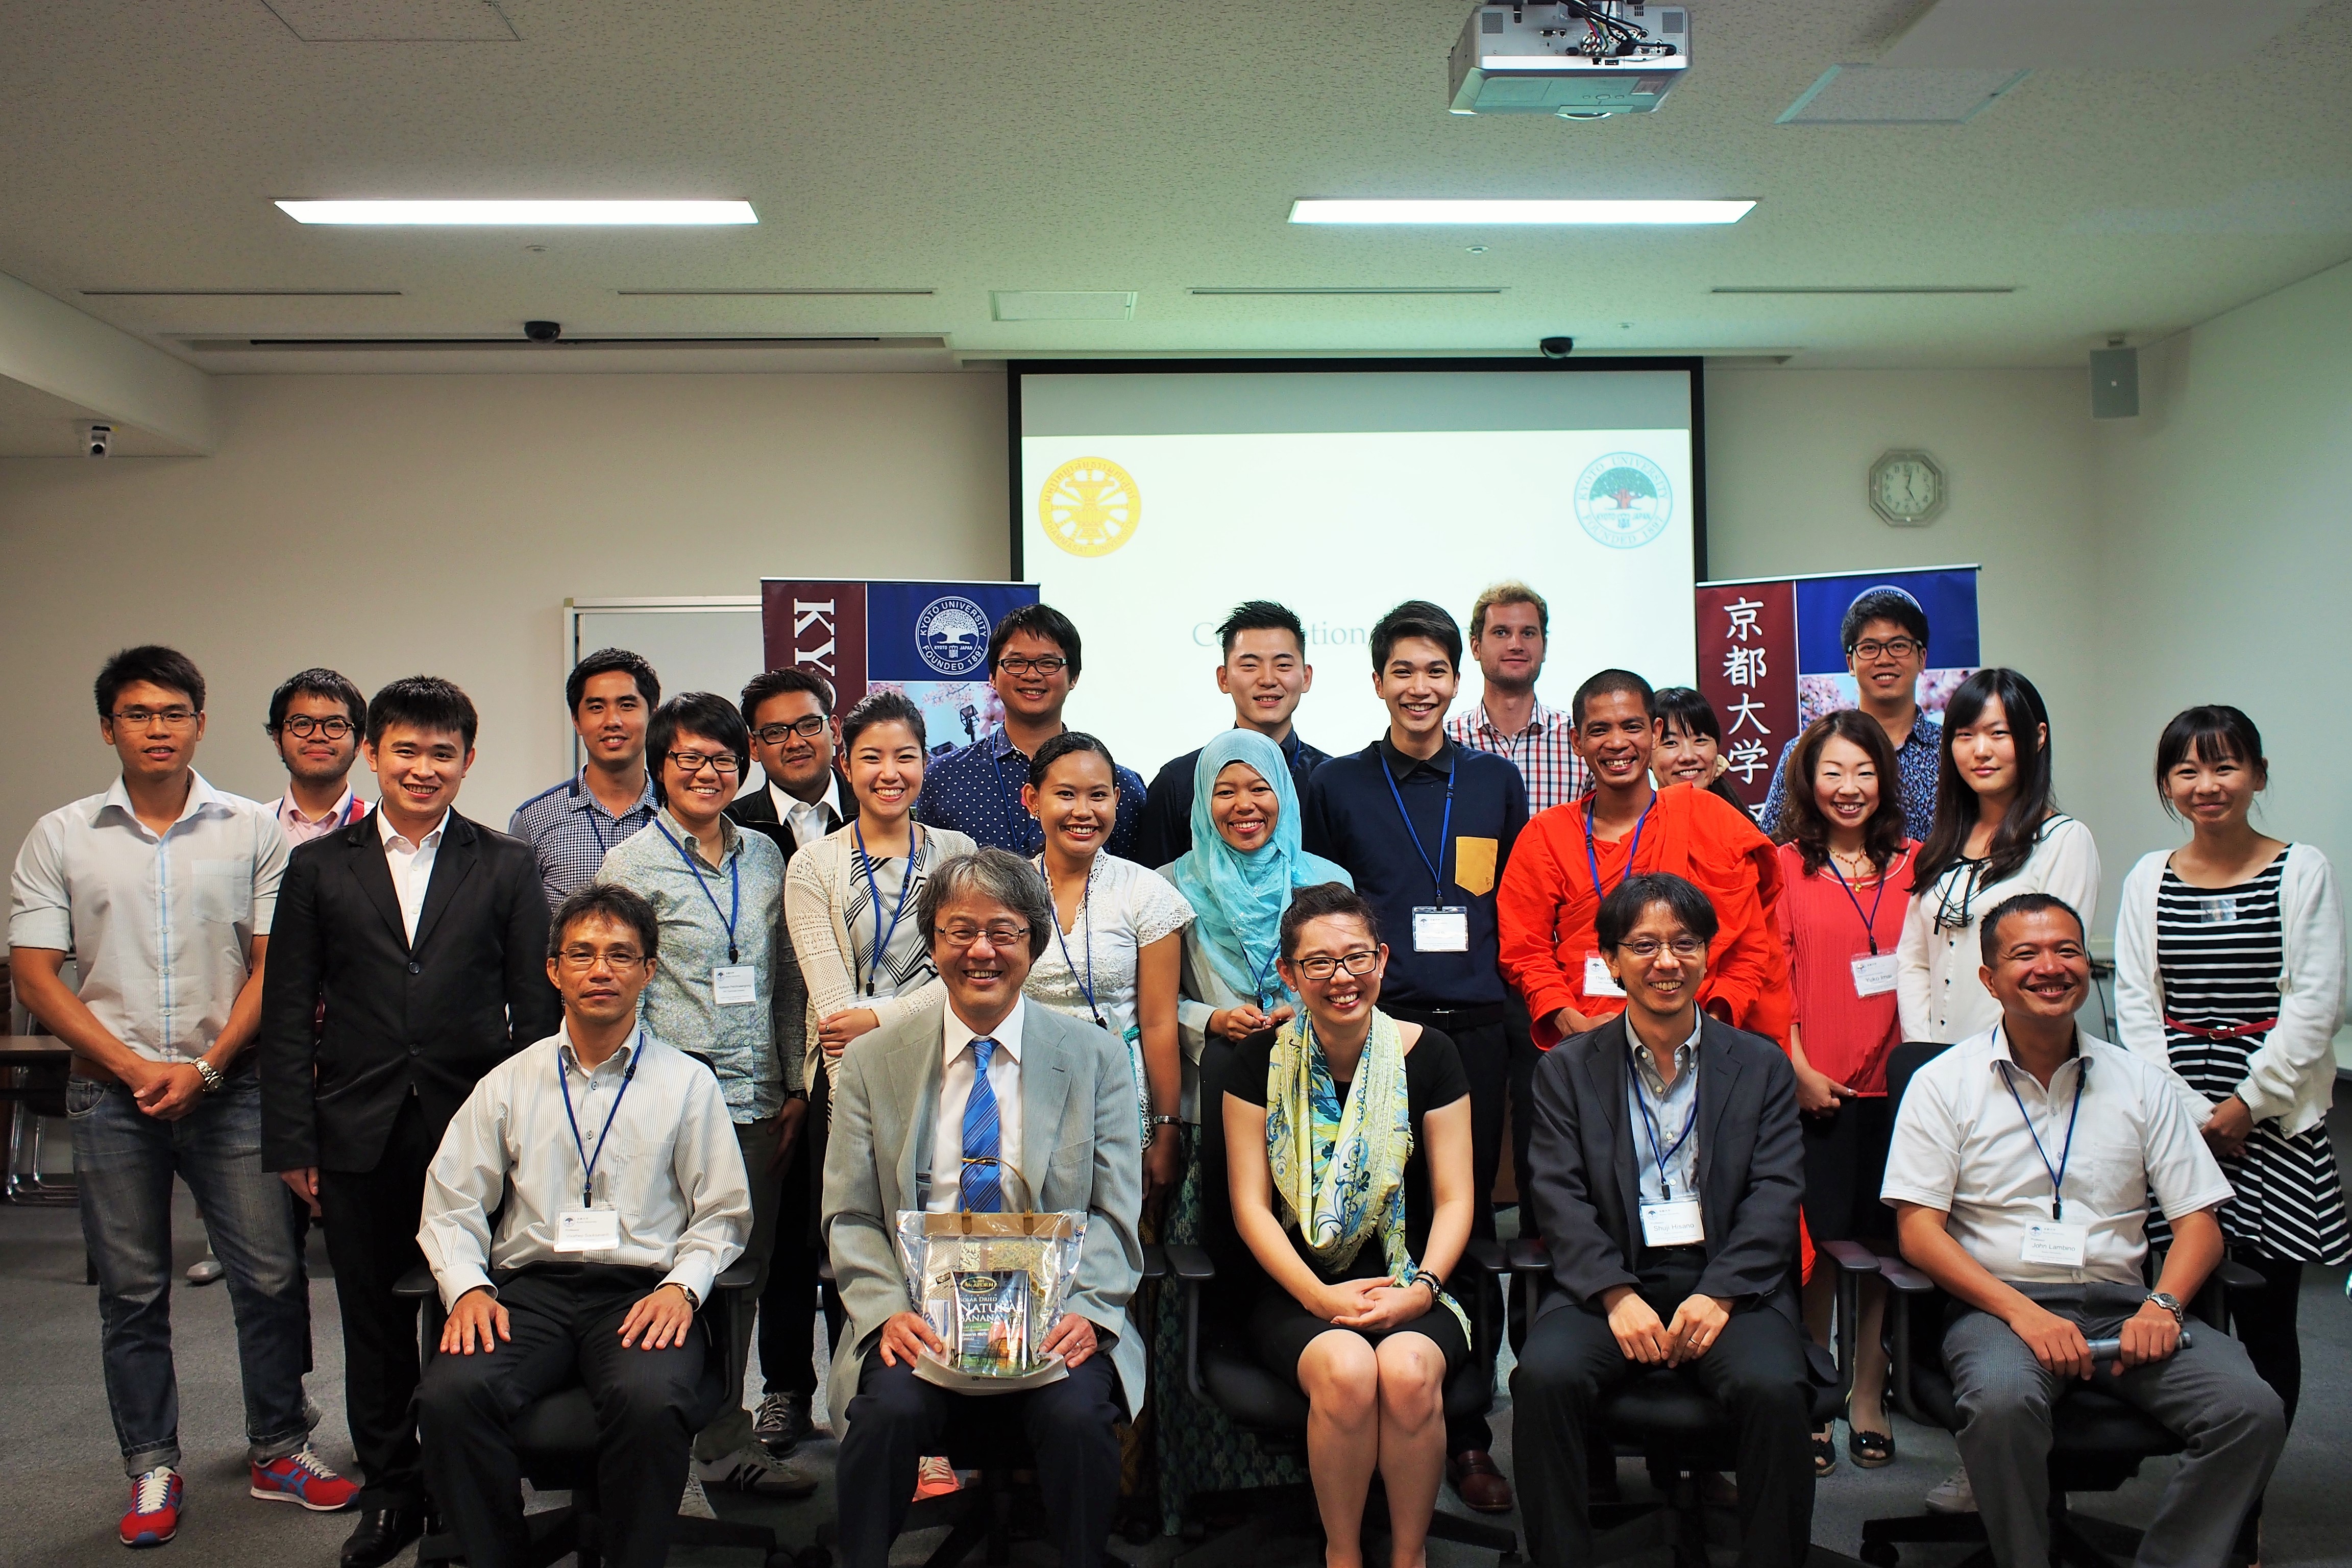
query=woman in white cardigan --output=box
[2113,706,2345,1542]
[1897,668,2101,1043]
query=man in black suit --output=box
[260,676,559,1568]
[724,667,855,1456]
[1512,873,1819,1568]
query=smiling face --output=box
[1810,733,1882,839]
[1845,616,1928,710]
[846,718,925,824]
[1602,898,1711,1028]
[1473,600,1546,693]
[1950,694,2038,801]
[991,628,1075,727]
[929,889,1037,1017]
[274,690,358,787]
[364,721,473,824]
[1981,904,2090,1024]
[1207,760,1279,853]
[547,908,656,1031]
[659,726,740,833]
[1375,635,1459,747]
[1217,627,1311,734]
[1024,748,1117,860]
[1574,688,1656,793]
[1277,913,1386,1034]
[2165,739,2264,832]
[1650,716,1720,790]
[573,670,650,773]
[749,689,838,799]
[101,677,205,785]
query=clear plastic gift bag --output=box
[893,1210,1089,1388]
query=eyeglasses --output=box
[111,707,199,729]
[936,921,1031,948]
[1291,949,1380,981]
[994,655,1068,678]
[753,716,830,745]
[1615,937,1707,960]
[665,751,741,776]
[276,715,354,740]
[1850,637,1923,662]
[557,946,648,970]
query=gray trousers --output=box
[1944,1281,2286,1568]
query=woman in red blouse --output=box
[1774,710,1915,1474]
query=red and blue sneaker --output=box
[119,1466,182,1548]
[249,1446,358,1512]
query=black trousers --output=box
[1512,1273,1816,1568]
[757,1097,821,1399]
[419,1265,713,1568]
[836,1348,1125,1568]
[1505,987,1542,1223]
[316,1090,439,1510]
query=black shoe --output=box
[340,1505,423,1568]
[753,1391,816,1455]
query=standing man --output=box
[259,676,559,1568]
[1301,600,1528,1514]
[917,604,1147,859]
[509,648,662,906]
[1132,599,1328,869]
[1756,587,1940,840]
[266,667,372,845]
[599,693,813,1498]
[12,646,355,1548]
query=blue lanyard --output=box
[654,821,741,964]
[1038,854,1106,1028]
[1584,792,1655,901]
[1249,943,1284,1009]
[1379,749,1456,901]
[1826,851,1894,955]
[580,775,644,857]
[557,1040,642,1209]
[853,820,919,997]
[1995,1030,2087,1221]
[1630,1043,1699,1200]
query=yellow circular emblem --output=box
[1039,457,1140,557]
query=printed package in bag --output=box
[893,1209,1089,1392]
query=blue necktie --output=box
[960,1037,1003,1213]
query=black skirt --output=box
[1800,1093,1894,1244]
[1248,1282,1470,1393]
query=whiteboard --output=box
[564,597,766,778]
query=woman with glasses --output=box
[1224,881,1474,1568]
[1649,686,1757,822]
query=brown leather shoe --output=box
[1448,1450,1514,1513]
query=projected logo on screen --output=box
[1574,453,1673,549]
[1039,456,1141,557]
[915,595,992,676]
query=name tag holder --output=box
[712,965,757,1006]
[1413,906,1471,952]
[1640,1197,1705,1247]
[2020,1219,2088,1267]
[1850,952,1899,997]
[1996,1033,2090,1268]
[555,1207,622,1253]
[1585,953,1626,997]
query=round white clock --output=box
[1869,449,1946,527]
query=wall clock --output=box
[1869,449,1946,527]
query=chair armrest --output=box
[1140,1244,1168,1283]
[1162,1243,1216,1282]
[1876,1257,1937,1293]
[2215,1260,2264,1293]
[1819,1239,1880,1275]
[393,1265,438,1300]
[1461,1238,1507,1276]
[1161,1245,1215,1401]
[1506,1238,1552,1274]
[1876,1256,1939,1429]
[713,1262,757,1294]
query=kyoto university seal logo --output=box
[915,596,991,676]
[1575,453,1672,549]
[1039,456,1141,557]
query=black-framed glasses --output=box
[995,655,1068,677]
[275,715,355,740]
[753,716,830,745]
[1615,936,1706,960]
[1850,636,1923,662]
[111,707,199,729]
[936,920,1030,948]
[1292,949,1380,982]
[665,751,741,776]
[557,945,648,970]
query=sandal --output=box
[1846,1392,1895,1468]
[1812,1429,1836,1476]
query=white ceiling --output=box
[2,0,2349,381]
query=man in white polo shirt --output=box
[1882,892,2285,1568]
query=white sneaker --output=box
[1924,1466,1977,1514]
[678,1475,719,1520]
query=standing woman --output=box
[1897,668,2100,1044]
[1651,686,1757,822]
[1225,883,1474,1568]
[1774,712,1915,1474]
[2115,705,2346,1559]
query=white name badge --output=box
[712,965,758,1006]
[1412,906,1470,952]
[1640,1198,1706,1247]
[1850,952,1900,997]
[1584,953,1626,997]
[555,1207,621,1253]
[2020,1220,2089,1268]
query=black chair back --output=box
[1884,1040,1953,1121]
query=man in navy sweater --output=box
[1302,599,1528,1514]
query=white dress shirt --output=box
[380,807,450,944]
[771,783,838,850]
[928,996,1028,1212]
[417,1024,752,1309]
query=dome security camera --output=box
[523,320,562,343]
[1539,336,1575,359]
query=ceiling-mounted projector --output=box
[1449,3,1690,119]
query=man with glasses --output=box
[1513,873,1822,1568]
[510,648,663,906]
[266,667,372,846]
[1757,588,1940,839]
[598,693,814,1500]
[12,645,356,1547]
[917,604,1146,859]
[825,849,1143,1568]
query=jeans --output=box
[69,1072,314,1475]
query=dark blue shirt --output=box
[1302,736,1528,1009]
[1132,729,1330,870]
[916,725,1147,859]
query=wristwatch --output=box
[192,1058,224,1095]
[2144,1291,2186,1325]
[676,1284,701,1311]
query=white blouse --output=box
[1023,853,1196,1042]
[1896,814,2102,1044]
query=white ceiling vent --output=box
[990,291,1136,322]
[261,2,518,43]
[1778,65,2027,125]
[1879,0,2324,68]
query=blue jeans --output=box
[69,1072,315,1475]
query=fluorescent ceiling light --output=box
[275,200,757,226]
[1289,198,1753,225]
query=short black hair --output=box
[96,645,205,718]
[740,667,836,726]
[1979,892,2086,966]
[1369,599,1462,673]
[2154,705,2266,812]
[1217,600,1306,658]
[1572,668,1656,727]
[1651,686,1721,743]
[1596,872,1720,951]
[988,603,1084,681]
[549,881,661,963]
[366,676,478,749]
[566,647,660,716]
[648,693,750,805]
[841,689,927,751]
[1840,587,1930,654]
[1279,881,1382,958]
[267,667,365,733]
[1028,730,1118,790]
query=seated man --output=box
[1884,893,2286,1568]
[1514,873,1821,1568]
[825,848,1143,1568]
[416,883,752,1568]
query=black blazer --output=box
[259,811,560,1174]
[1525,1013,1808,1334]
[724,771,854,865]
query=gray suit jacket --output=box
[821,999,1145,1435]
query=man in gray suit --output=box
[823,848,1143,1568]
